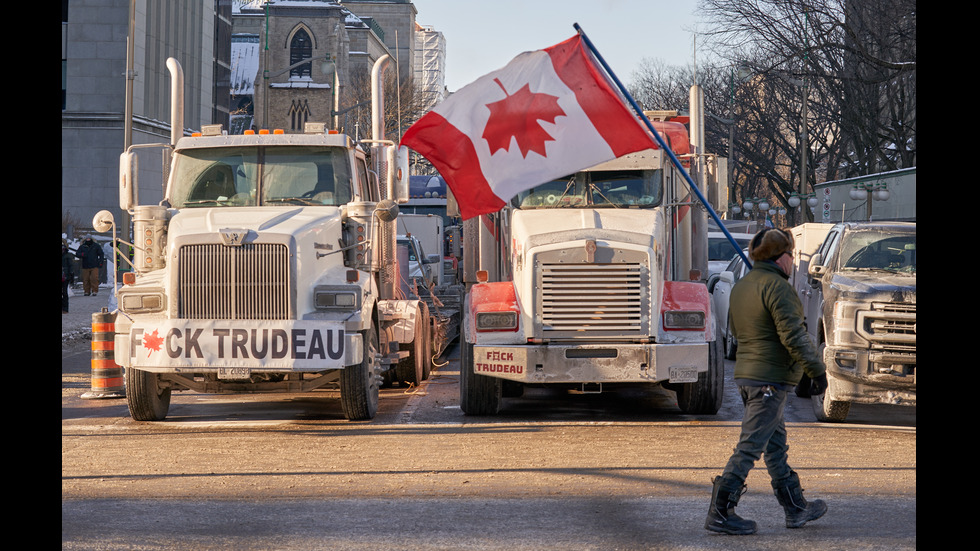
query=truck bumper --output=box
[114,319,362,373]
[825,345,916,406]
[472,342,707,384]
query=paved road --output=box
[63,333,915,550]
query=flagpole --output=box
[573,23,752,267]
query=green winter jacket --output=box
[729,260,825,386]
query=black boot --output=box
[705,476,758,535]
[772,471,827,528]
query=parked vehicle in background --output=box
[794,221,916,422]
[707,231,752,279]
[396,232,464,363]
[708,250,750,360]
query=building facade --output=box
[62,0,231,234]
[233,0,393,134]
[340,0,417,83]
[414,23,446,112]
[63,0,440,235]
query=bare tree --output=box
[630,0,915,224]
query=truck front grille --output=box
[177,243,291,320]
[859,302,916,353]
[540,263,646,337]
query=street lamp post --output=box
[849,182,891,220]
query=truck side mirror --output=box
[119,151,137,211]
[807,253,825,279]
[388,146,410,204]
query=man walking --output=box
[76,235,105,296]
[705,228,828,535]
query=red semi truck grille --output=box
[176,243,291,320]
[540,263,646,336]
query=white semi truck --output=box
[457,96,728,415]
[93,56,430,421]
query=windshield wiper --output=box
[265,197,321,206]
[588,184,620,208]
[548,178,577,208]
[180,199,222,206]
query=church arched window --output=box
[289,29,312,79]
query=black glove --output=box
[809,373,828,395]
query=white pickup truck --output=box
[792,222,916,422]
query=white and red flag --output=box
[399,34,658,220]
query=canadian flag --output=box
[400,34,658,220]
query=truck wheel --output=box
[723,322,737,361]
[420,301,432,381]
[459,338,501,415]
[811,374,850,422]
[676,328,724,415]
[395,302,431,386]
[126,367,171,421]
[809,343,849,422]
[341,325,380,420]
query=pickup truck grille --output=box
[858,302,916,353]
[177,243,291,320]
[540,263,646,337]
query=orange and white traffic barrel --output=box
[80,308,125,399]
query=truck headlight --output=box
[663,310,705,330]
[832,301,869,346]
[119,289,166,314]
[476,311,519,332]
[314,285,360,311]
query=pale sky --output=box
[412,0,703,92]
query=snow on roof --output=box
[231,34,261,96]
[230,1,369,95]
[234,0,348,13]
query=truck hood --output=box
[828,271,916,302]
[512,208,659,249]
[169,206,342,239]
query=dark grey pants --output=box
[720,385,794,487]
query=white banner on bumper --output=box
[128,320,351,370]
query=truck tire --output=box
[341,325,380,421]
[723,321,738,361]
[420,301,432,381]
[395,302,431,386]
[810,343,849,422]
[459,338,501,415]
[676,329,724,415]
[812,388,850,422]
[126,367,171,421]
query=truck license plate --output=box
[218,367,250,379]
[669,366,698,383]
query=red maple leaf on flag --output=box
[142,329,163,358]
[482,78,566,158]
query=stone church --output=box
[232,0,417,135]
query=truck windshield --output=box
[169,146,353,208]
[510,169,662,209]
[838,228,916,274]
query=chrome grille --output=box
[177,243,291,320]
[540,263,645,336]
[860,302,916,353]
